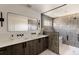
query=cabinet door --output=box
[25,39,44,55]
[39,38,44,52]
[35,37,48,55]
[26,41,33,55]
[43,37,48,51]
[35,39,42,54]
[25,41,30,55]
[5,46,12,55]
[11,43,24,55]
[0,46,12,55]
[36,37,48,54]
[0,48,7,55]
[29,40,37,55]
[25,37,48,55]
[32,40,38,55]
[25,40,37,55]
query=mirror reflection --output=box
[8,12,38,32]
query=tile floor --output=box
[40,44,79,55]
[40,49,57,55]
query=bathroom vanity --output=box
[0,35,48,55]
[0,12,48,55]
[0,12,59,55]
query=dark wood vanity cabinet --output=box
[0,36,48,55]
[0,46,12,55]
[11,43,24,55]
[37,39,43,54]
[36,37,48,54]
[0,43,24,55]
[24,38,48,55]
[0,47,8,55]
[24,40,36,55]
[43,37,48,51]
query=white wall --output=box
[0,4,41,41]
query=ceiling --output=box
[26,4,63,13]
[26,4,79,18]
[45,4,79,18]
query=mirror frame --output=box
[7,12,39,32]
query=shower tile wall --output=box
[53,13,79,48]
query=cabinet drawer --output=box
[0,48,7,55]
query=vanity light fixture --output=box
[0,12,4,27]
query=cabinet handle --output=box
[22,43,24,48]
[22,42,26,48]
[24,42,26,47]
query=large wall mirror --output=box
[7,12,38,32]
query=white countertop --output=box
[0,35,48,48]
